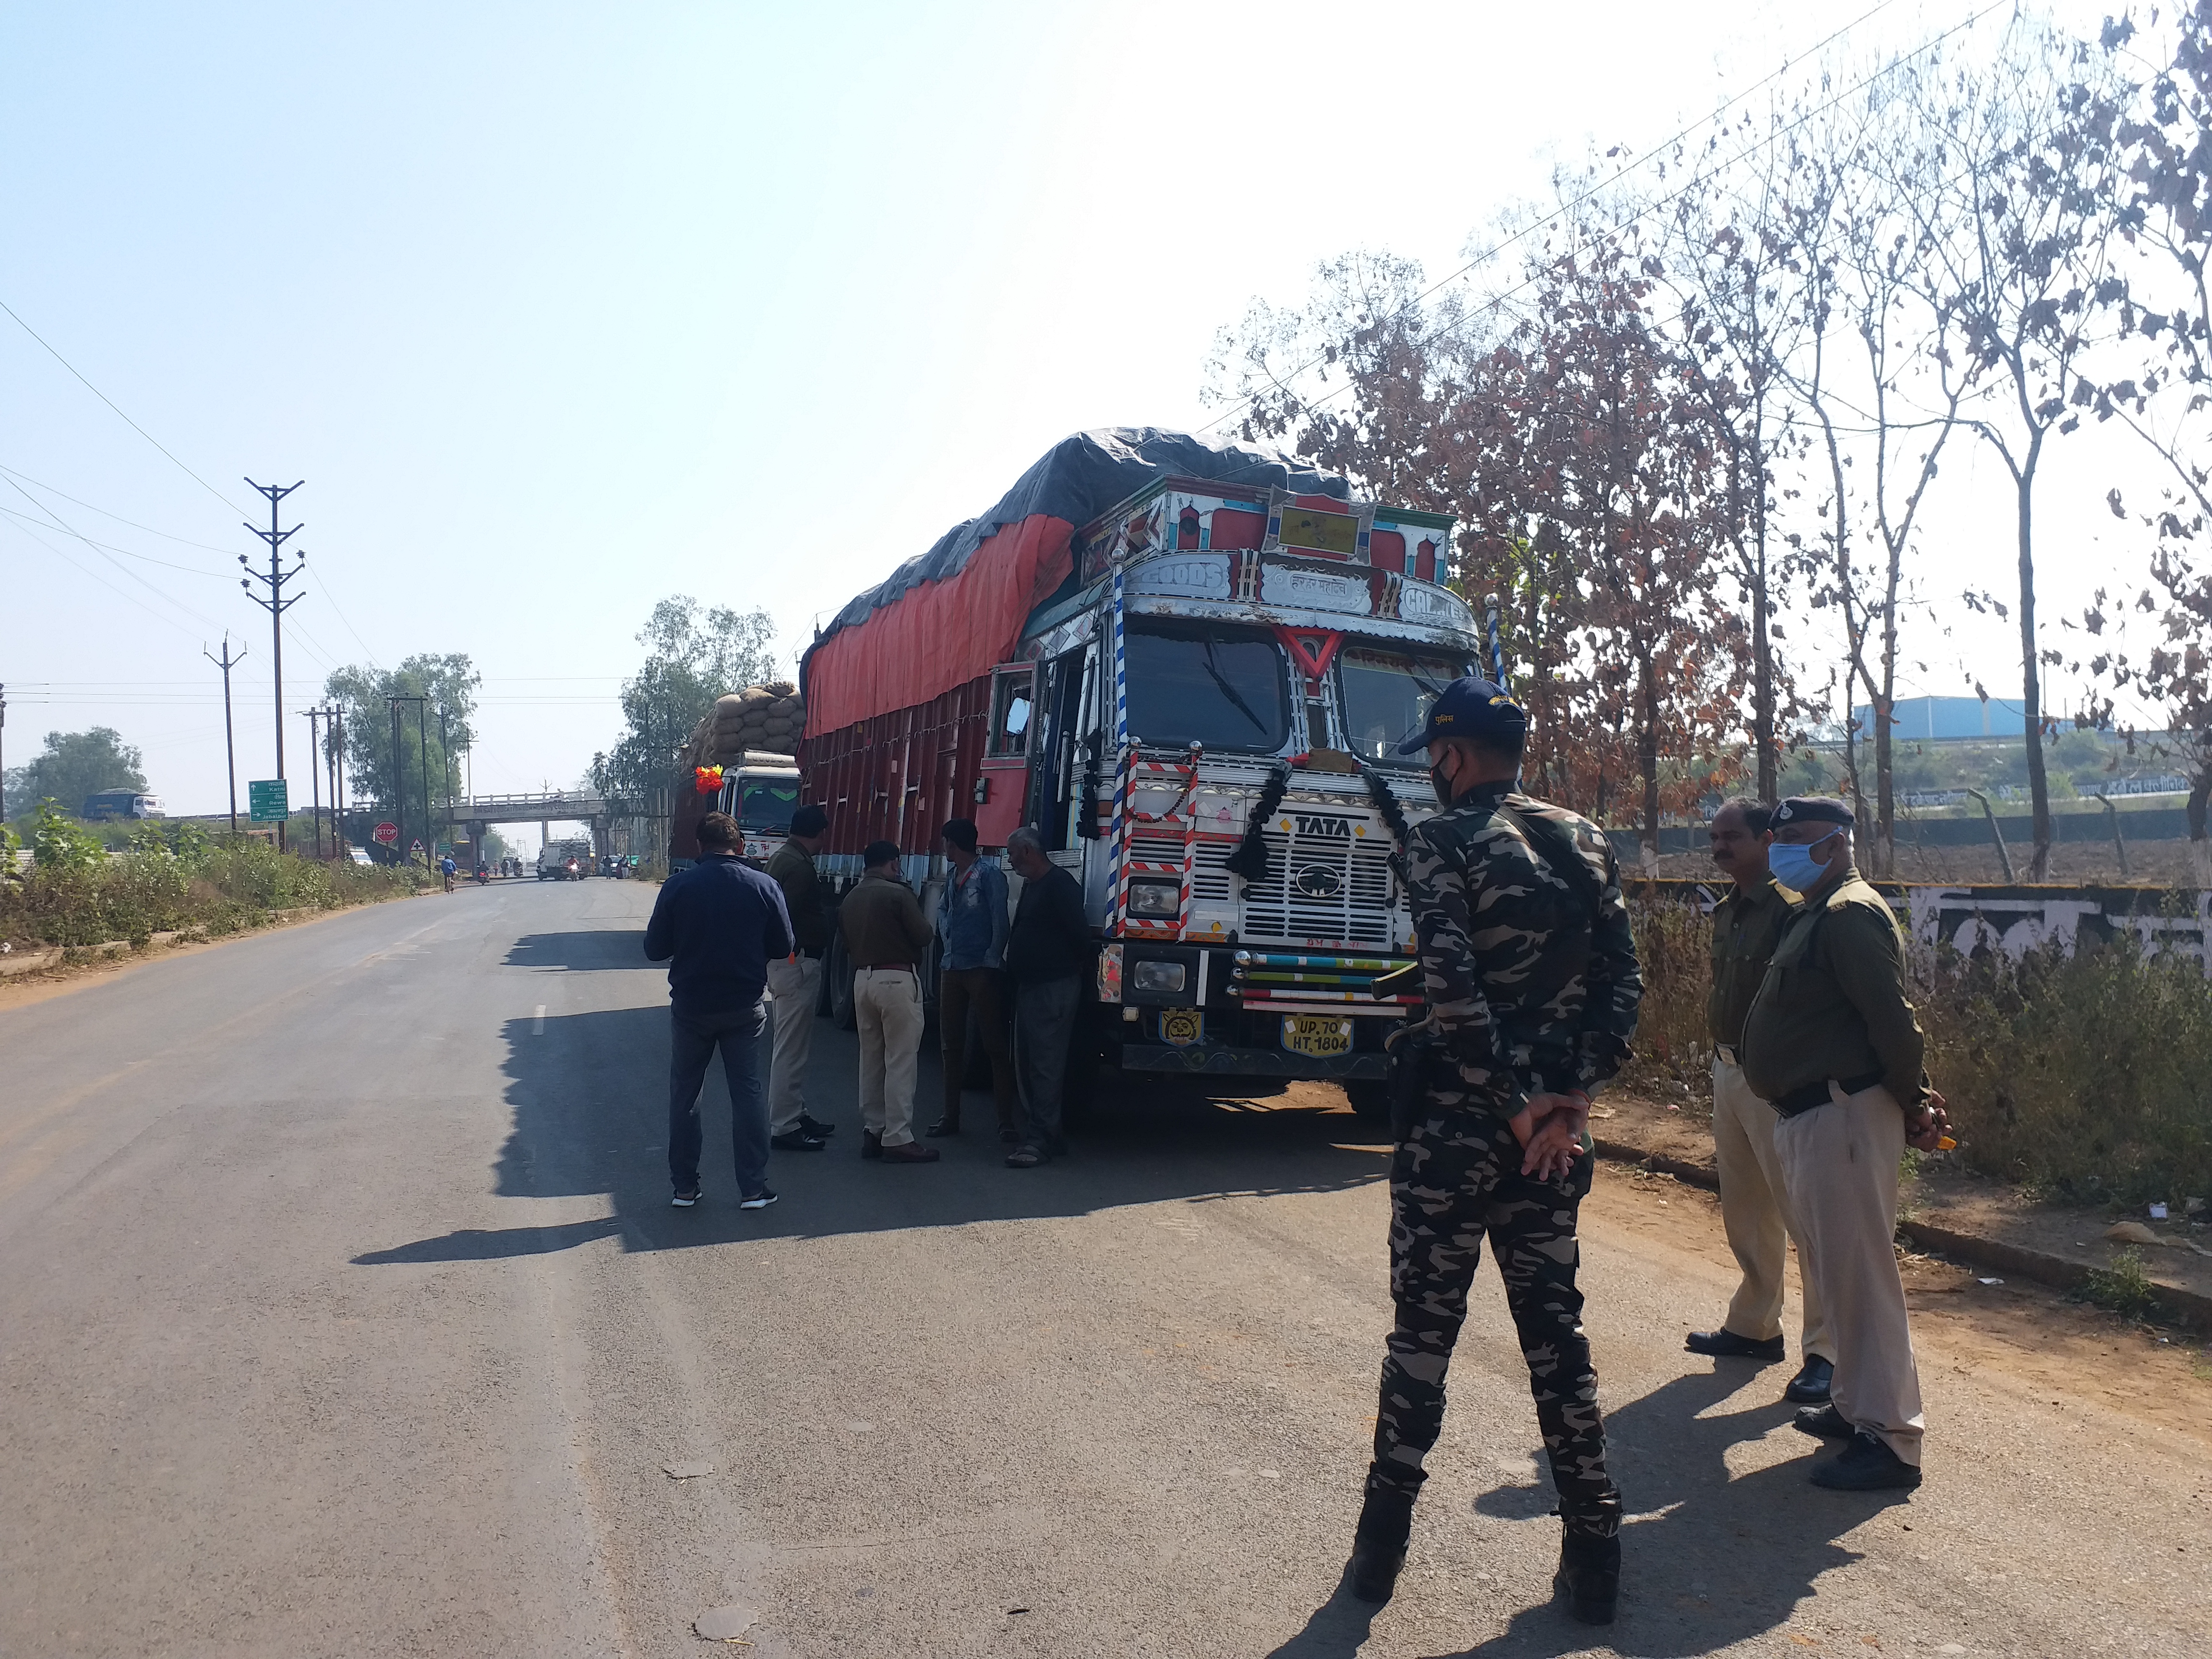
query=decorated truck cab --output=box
[796,429,1481,1105]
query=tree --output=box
[590,597,778,805]
[323,654,481,827]
[1908,22,2132,877]
[5,727,148,820]
[2088,4,2212,881]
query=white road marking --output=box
[533,1005,546,1034]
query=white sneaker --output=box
[671,1188,700,1208]
[738,1188,779,1211]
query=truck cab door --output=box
[974,663,1033,848]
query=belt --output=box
[1715,1044,1739,1066]
[1772,1070,1885,1119]
[857,962,915,973]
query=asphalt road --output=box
[1,880,2204,1659]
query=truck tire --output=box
[1344,1080,1392,1123]
[826,936,857,1031]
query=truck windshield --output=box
[1337,648,1472,764]
[736,779,799,830]
[1124,623,1289,753]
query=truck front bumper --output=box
[1117,1040,1388,1081]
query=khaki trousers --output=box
[854,967,924,1148]
[1775,1082,1926,1466]
[765,954,822,1134]
[1713,1058,1830,1358]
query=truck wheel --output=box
[826,937,857,1031]
[1344,1080,1391,1123]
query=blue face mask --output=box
[1767,831,1838,894]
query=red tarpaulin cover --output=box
[802,514,1071,737]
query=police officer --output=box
[1349,677,1641,1626]
[1741,797,1950,1492]
[1687,797,1834,1406]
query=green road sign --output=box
[248,779,289,823]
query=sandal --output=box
[1004,1145,1046,1168]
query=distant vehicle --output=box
[537,838,593,880]
[81,789,164,822]
[349,847,374,866]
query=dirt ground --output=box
[1596,1080,2212,1324]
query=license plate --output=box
[1158,1008,1203,1048]
[1281,1014,1352,1057]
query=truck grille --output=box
[1194,825,1396,947]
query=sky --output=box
[0,0,2152,850]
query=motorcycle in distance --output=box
[472,863,491,886]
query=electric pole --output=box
[329,708,345,854]
[302,707,338,858]
[240,478,304,851]
[204,637,248,838]
[0,681,8,828]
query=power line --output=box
[0,504,230,578]
[0,463,241,553]
[0,497,220,643]
[0,296,247,515]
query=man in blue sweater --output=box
[644,811,793,1211]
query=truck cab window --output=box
[989,670,1034,758]
[736,780,798,830]
[1124,622,1290,753]
[1337,649,1471,764]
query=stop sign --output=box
[373,821,398,844]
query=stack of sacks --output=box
[711,681,805,760]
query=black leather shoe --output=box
[1793,1404,1853,1440]
[768,1131,826,1152]
[1783,1355,1834,1404]
[797,1114,837,1138]
[924,1119,960,1138]
[1554,1528,1620,1625]
[1811,1431,1922,1491]
[860,1130,883,1161]
[1347,1485,1415,1604]
[1685,1328,1786,1361]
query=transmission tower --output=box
[241,478,304,851]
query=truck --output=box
[537,838,594,880]
[716,751,802,864]
[81,789,164,821]
[792,427,1483,1115]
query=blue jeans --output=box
[667,1001,769,1196]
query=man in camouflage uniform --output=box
[1350,676,1641,1627]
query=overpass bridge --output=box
[430,792,658,855]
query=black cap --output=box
[1395,674,1528,755]
[1773,796,1855,828]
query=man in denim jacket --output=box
[930,817,1016,1139]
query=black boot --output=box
[1554,1527,1619,1625]
[1347,1484,1416,1604]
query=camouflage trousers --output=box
[1370,1105,1621,1539]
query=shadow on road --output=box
[501,930,649,973]
[1266,1368,1903,1659]
[351,1003,1391,1265]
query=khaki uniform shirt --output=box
[1741,869,1928,1108]
[839,868,933,968]
[1707,877,1790,1049]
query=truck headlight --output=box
[1132,960,1187,994]
[1128,879,1180,917]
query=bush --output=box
[0,829,427,948]
[1618,890,2212,1206]
[1920,933,2212,1207]
[1622,890,1715,1090]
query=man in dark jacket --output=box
[644,811,793,1210]
[1003,826,1091,1168]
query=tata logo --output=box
[1294,864,1344,899]
[1293,815,1354,839]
